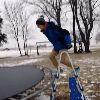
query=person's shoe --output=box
[54,69,63,75]
[60,69,63,73]
[54,70,58,75]
[72,67,80,75]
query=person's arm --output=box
[64,35,72,49]
[64,35,71,44]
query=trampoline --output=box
[0,66,44,100]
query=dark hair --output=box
[36,15,45,25]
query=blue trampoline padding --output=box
[0,66,44,100]
[70,91,81,100]
[69,77,77,89]
[69,77,82,100]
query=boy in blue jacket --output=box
[36,16,80,75]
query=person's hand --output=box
[67,44,72,49]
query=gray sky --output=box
[0,0,49,48]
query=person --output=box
[36,15,80,75]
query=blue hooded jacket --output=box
[42,22,71,51]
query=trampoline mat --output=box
[0,66,44,100]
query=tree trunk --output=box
[16,27,22,56]
[29,43,31,53]
[16,38,22,56]
[26,40,28,56]
[73,0,77,53]
[24,41,27,55]
[37,45,39,56]
[22,27,27,56]
[56,1,61,27]
[85,34,90,52]
[56,11,61,26]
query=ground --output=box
[0,47,100,100]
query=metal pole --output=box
[36,43,39,56]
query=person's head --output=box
[36,15,45,30]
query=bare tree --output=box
[4,1,35,56]
[4,1,23,55]
[70,0,100,53]
[18,2,35,56]
[23,0,69,26]
[70,0,77,53]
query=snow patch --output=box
[91,81,95,83]
[60,73,67,77]
[0,50,51,58]
[36,92,50,100]
[0,59,44,67]
[92,66,96,68]
[87,90,94,92]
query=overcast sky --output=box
[0,0,99,49]
[0,0,50,48]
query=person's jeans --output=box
[49,49,78,69]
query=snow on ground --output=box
[0,49,50,66]
[0,46,100,58]
[35,92,50,100]
[0,49,52,58]
[0,46,100,100]
[0,59,44,67]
